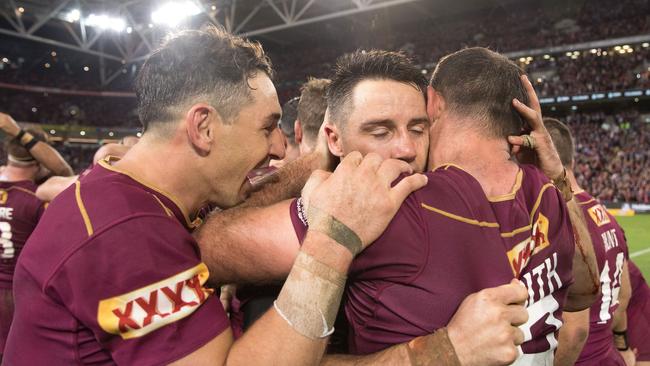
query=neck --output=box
[567,168,582,194]
[113,136,208,216]
[430,122,519,196]
[0,164,35,182]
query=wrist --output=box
[551,167,573,202]
[301,230,353,274]
[613,330,629,351]
[406,328,461,366]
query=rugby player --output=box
[270,96,301,168]
[295,78,330,156]
[627,260,650,366]
[195,49,589,365]
[292,48,598,363]
[3,26,499,365]
[0,127,48,359]
[546,117,633,366]
[0,113,74,178]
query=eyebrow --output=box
[359,117,430,130]
[265,113,282,126]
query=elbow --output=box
[563,291,598,312]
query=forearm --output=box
[322,330,460,366]
[28,142,74,176]
[243,152,322,208]
[565,199,599,311]
[554,309,589,366]
[225,232,351,365]
[195,200,299,286]
[612,261,631,333]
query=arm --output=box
[175,153,430,365]
[509,77,598,311]
[243,151,328,208]
[35,175,78,202]
[195,199,300,286]
[613,261,635,366]
[321,280,530,366]
[564,199,600,311]
[553,309,589,366]
[0,113,74,177]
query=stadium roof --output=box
[0,0,518,86]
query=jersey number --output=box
[598,252,624,324]
[0,222,14,259]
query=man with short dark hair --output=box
[289,48,596,364]
[0,126,48,360]
[296,78,330,155]
[3,26,433,365]
[545,117,634,366]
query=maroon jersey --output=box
[0,180,45,354]
[291,164,575,364]
[628,260,650,361]
[4,160,229,365]
[0,180,45,289]
[574,191,629,365]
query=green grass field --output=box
[618,214,650,278]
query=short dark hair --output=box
[327,50,427,126]
[297,78,330,145]
[430,47,529,139]
[6,127,47,163]
[544,117,575,167]
[135,25,273,133]
[279,96,299,146]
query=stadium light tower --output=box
[151,1,202,27]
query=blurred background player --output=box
[546,117,634,366]
[627,260,650,366]
[0,127,48,360]
[295,78,330,155]
[271,96,300,168]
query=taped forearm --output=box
[274,251,345,339]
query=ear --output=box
[324,122,344,157]
[426,86,446,121]
[185,103,218,156]
[294,119,303,145]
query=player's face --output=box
[327,79,429,173]
[210,73,283,207]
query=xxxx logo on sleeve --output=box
[97,263,214,339]
[587,204,611,227]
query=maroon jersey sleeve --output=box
[47,215,229,365]
[289,197,308,243]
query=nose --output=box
[269,127,287,160]
[391,133,417,164]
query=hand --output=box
[620,349,636,366]
[508,75,564,180]
[0,112,22,137]
[447,279,529,366]
[307,152,428,249]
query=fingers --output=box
[358,152,384,173]
[376,158,413,185]
[512,326,525,346]
[520,75,541,113]
[336,151,363,174]
[504,304,529,327]
[487,279,529,305]
[512,98,540,130]
[390,173,428,204]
